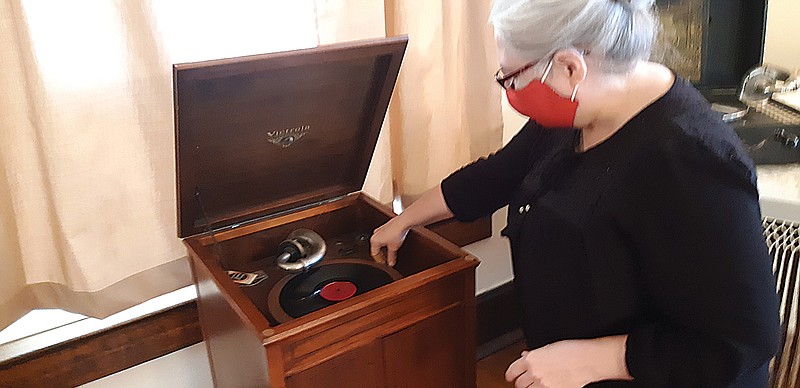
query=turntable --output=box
[174,36,479,388]
[706,64,800,165]
[224,228,405,325]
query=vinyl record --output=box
[267,259,403,323]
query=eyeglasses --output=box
[494,49,589,90]
[494,61,539,90]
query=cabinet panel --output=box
[285,340,385,388]
[192,258,271,387]
[383,305,466,388]
[283,275,463,375]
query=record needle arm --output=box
[276,229,326,272]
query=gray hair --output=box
[490,0,658,73]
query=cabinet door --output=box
[285,340,385,388]
[383,305,468,388]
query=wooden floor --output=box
[476,341,527,388]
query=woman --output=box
[370,0,781,387]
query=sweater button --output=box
[518,206,524,214]
[525,204,531,212]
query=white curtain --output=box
[385,0,504,203]
[0,0,323,330]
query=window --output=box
[1,0,320,358]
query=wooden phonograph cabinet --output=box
[174,36,479,387]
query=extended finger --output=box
[369,234,382,257]
[387,247,397,267]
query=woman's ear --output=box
[553,50,587,87]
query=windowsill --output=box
[0,285,196,364]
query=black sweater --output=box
[441,78,780,387]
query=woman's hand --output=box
[369,217,410,267]
[505,336,631,388]
[369,185,454,266]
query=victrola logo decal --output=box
[267,125,309,148]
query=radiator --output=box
[767,216,800,388]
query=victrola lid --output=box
[174,36,408,238]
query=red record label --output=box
[319,281,357,302]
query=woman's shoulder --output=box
[632,78,756,186]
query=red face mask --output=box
[506,60,580,128]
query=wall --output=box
[764,0,800,69]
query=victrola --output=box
[174,36,479,387]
